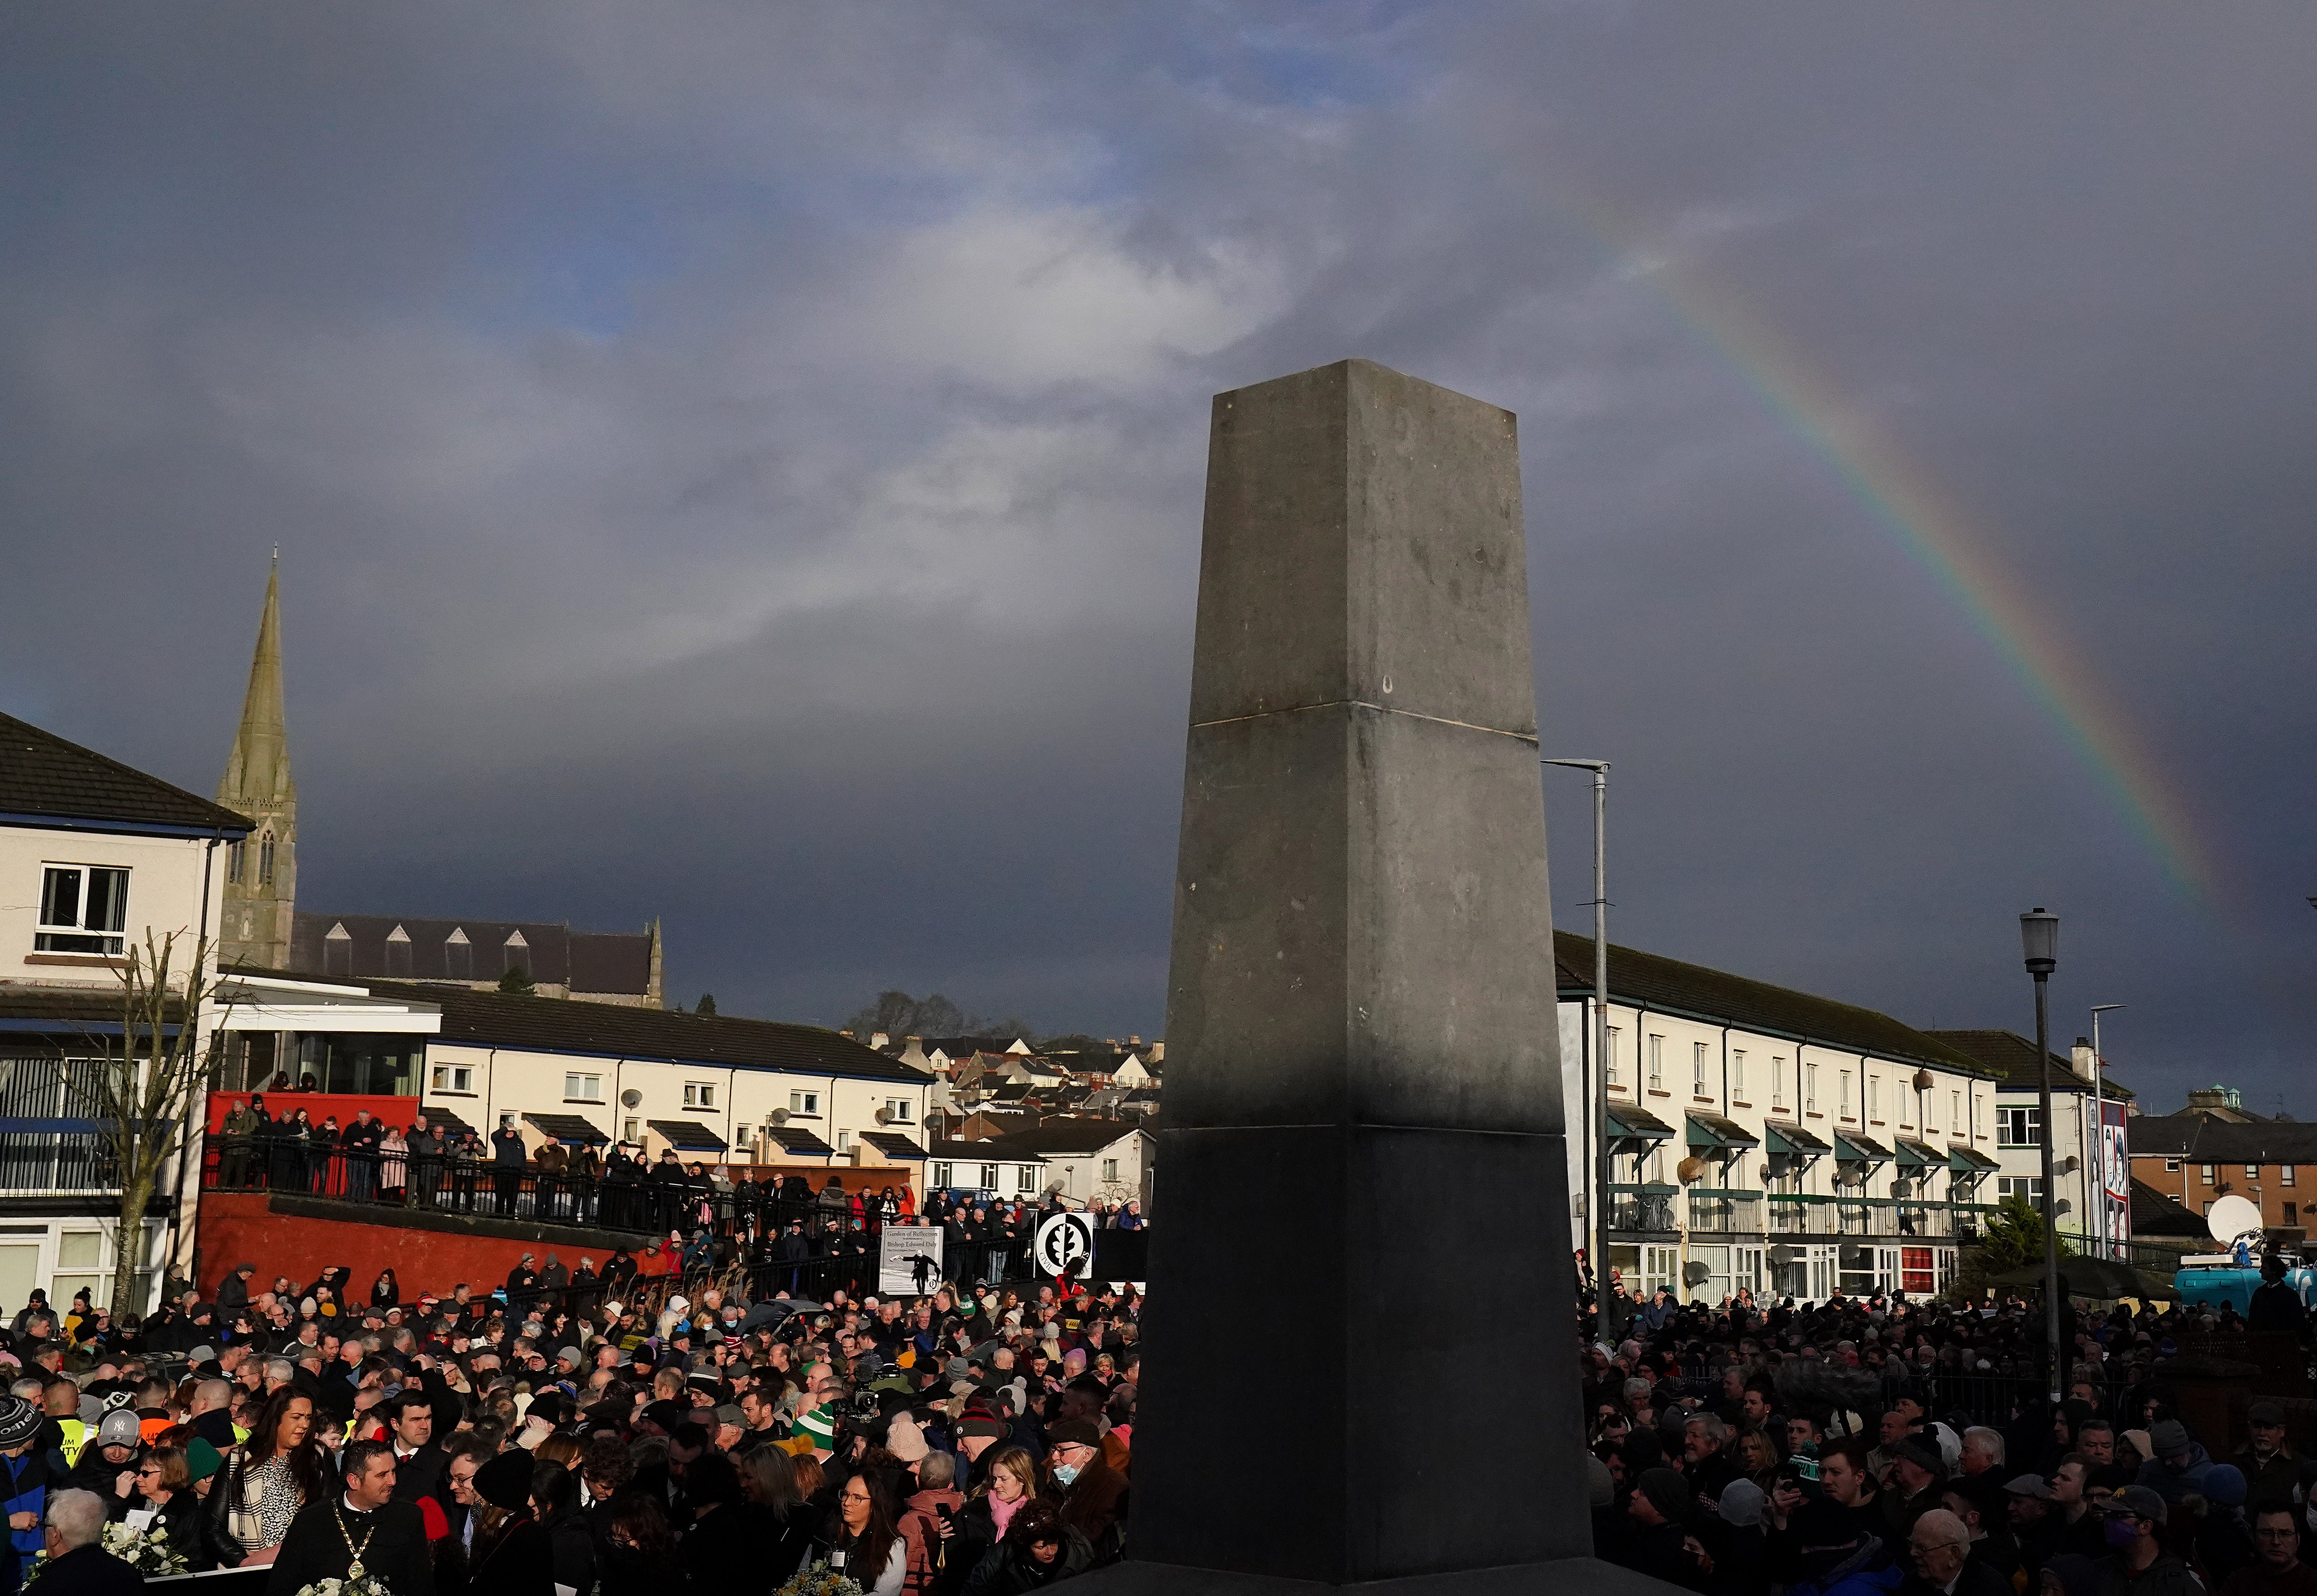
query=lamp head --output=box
[2020,908,2059,976]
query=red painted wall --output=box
[193,1192,675,1303]
[206,1092,422,1134]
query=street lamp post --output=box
[2021,908,2063,1404]
[2089,1004,2126,1259]
[1546,758,1610,1320]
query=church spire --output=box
[218,558,297,970]
[220,556,293,807]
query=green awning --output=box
[1687,1112,1760,1151]
[1835,1133,1890,1165]
[1948,1143,2001,1172]
[1606,1101,1675,1144]
[1764,1122,1831,1157]
[1895,1138,1943,1167]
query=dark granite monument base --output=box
[1072,1556,1688,1596]
[1128,1124,1593,1579]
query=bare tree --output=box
[70,931,231,1315]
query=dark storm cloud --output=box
[3,4,2310,1101]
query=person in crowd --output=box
[266,1439,433,1596]
[33,1490,139,1596]
[2099,1486,2201,1596]
[2234,1402,2297,1508]
[2137,1422,2215,1507]
[1904,1508,2008,1596]
[2220,1503,2317,1596]
[821,1471,907,1596]
[218,1387,332,1568]
[963,1499,1092,1596]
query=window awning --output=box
[1894,1138,1944,1167]
[647,1119,729,1152]
[1835,1132,1891,1165]
[860,1132,926,1159]
[1764,1122,1831,1157]
[1948,1144,2001,1172]
[1606,1102,1676,1144]
[1686,1112,1760,1151]
[763,1125,835,1157]
[524,1112,609,1146]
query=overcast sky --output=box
[4,5,2311,1110]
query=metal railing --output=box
[201,1134,1063,1293]
[1605,1185,1678,1233]
[1688,1190,1763,1234]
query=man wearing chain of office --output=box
[267,1440,433,1595]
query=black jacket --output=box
[26,1544,142,1596]
[267,1497,435,1596]
[391,1441,449,1507]
[962,1527,1095,1596]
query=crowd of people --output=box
[0,1261,1139,1594]
[1579,1253,2317,1596]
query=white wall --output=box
[0,824,227,989]
[417,1040,928,1169]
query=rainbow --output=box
[1577,218,2215,900]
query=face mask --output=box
[2105,1519,2139,1549]
[1052,1462,1081,1486]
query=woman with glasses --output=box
[818,1473,905,1596]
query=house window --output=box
[2201,1164,2216,1186]
[789,1090,819,1115]
[1605,1027,1621,1087]
[978,1163,998,1190]
[734,1123,754,1150]
[1771,1058,1785,1110]
[2247,1165,2262,1180]
[564,1073,602,1102]
[622,1117,639,1143]
[1805,1063,1818,1113]
[837,1129,851,1152]
[1731,1051,1746,1097]
[2286,1166,2297,1187]
[1015,1165,1037,1194]
[36,865,130,955]
[2164,1158,2180,1173]
[1950,1091,1963,1133]
[1999,1176,2045,1209]
[1971,1096,1983,1137]
[683,1082,715,1109]
[932,1161,953,1188]
[1998,1106,2041,1146]
[431,1064,474,1094]
[1102,1158,1119,1181]
[1647,1036,1664,1090]
[1867,1076,1880,1119]
[1693,1042,1709,1093]
[1840,1071,1854,1120]
[2286,1203,2299,1226]
[884,1099,913,1123]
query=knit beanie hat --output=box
[1635,1467,1690,1523]
[0,1398,40,1450]
[2149,1420,2192,1460]
[886,1413,929,1463]
[795,1406,838,1450]
[1719,1478,1767,1529]
[2202,1464,2247,1507]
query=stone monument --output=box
[1084,360,1675,1596]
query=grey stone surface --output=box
[1096,359,1654,1592]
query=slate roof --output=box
[966,1119,1149,1159]
[1555,932,1990,1076]
[2129,1115,2317,1165]
[763,1125,835,1157]
[524,1112,610,1145]
[648,1119,727,1151]
[1921,1030,2135,1100]
[0,711,252,837]
[288,915,651,994]
[860,1131,927,1159]
[2130,1178,2209,1239]
[275,977,928,1083]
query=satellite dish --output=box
[1683,1261,1712,1287]
[1677,1156,1708,1186]
[770,1107,791,1125]
[1768,1244,1798,1265]
[1913,1070,1934,1091]
[619,1089,642,1109]
[874,1106,893,1125]
[2207,1193,2264,1245]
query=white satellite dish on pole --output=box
[2206,1193,2263,1247]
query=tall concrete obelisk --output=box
[1091,361,1664,1596]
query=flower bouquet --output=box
[102,1520,191,1577]
[294,1574,395,1596]
[777,1562,867,1596]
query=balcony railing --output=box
[1688,1190,1764,1234]
[1604,1184,1678,1233]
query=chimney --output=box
[839,1030,854,1039]
[871,1032,891,1049]
[1129,1034,1142,1046]
[1149,1041,1164,1062]
[2071,1037,2098,1084]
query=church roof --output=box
[287,914,652,994]
[0,711,252,838]
[217,559,294,811]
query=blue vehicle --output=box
[2170,1251,2317,1314]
